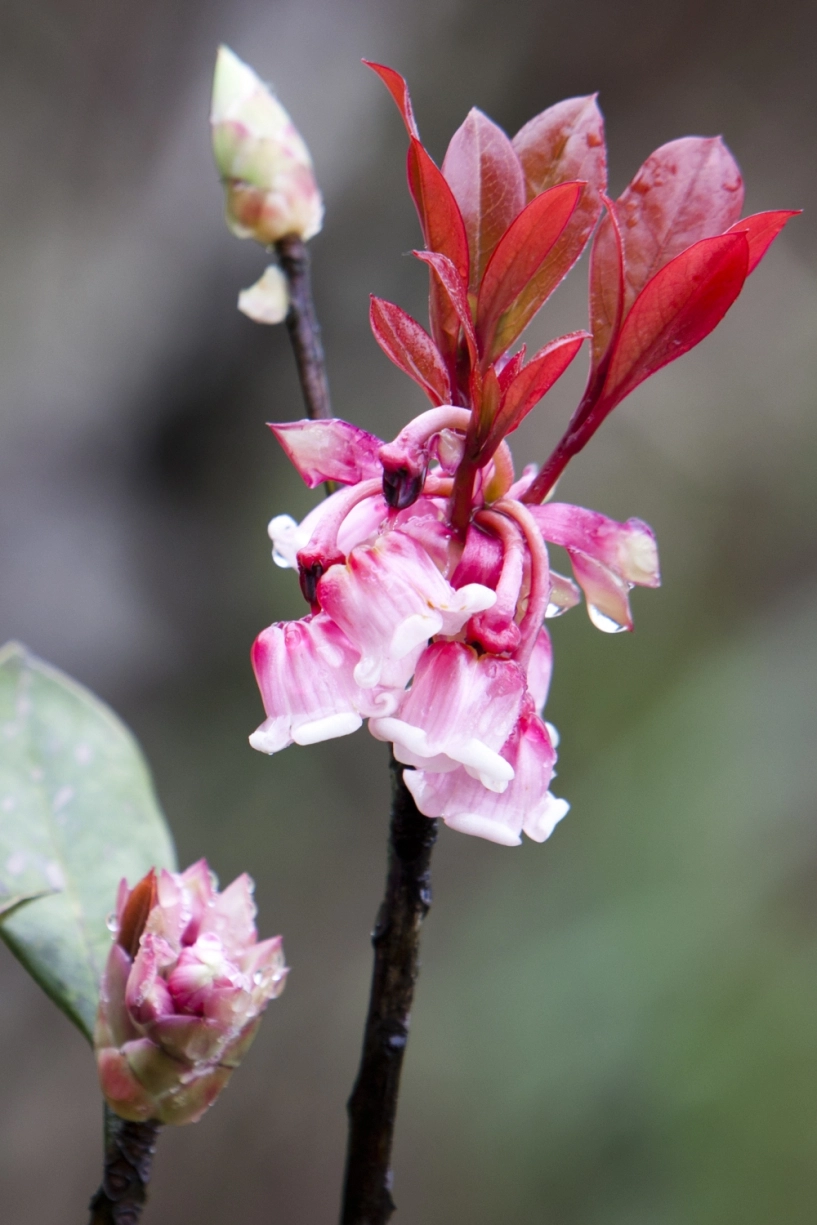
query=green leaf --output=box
[0,642,176,1041]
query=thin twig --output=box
[276,233,333,421]
[88,1107,160,1225]
[340,754,438,1225]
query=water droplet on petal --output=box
[106,912,119,933]
[587,603,628,633]
[545,601,568,618]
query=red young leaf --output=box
[601,232,749,410]
[364,61,419,138]
[513,94,607,284]
[442,108,526,294]
[726,209,799,273]
[406,139,470,279]
[407,138,470,365]
[413,249,478,371]
[485,332,588,451]
[497,346,526,393]
[370,296,453,405]
[476,181,583,361]
[615,136,744,314]
[588,196,625,372]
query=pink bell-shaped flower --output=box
[404,699,568,845]
[95,862,287,1125]
[250,613,399,754]
[370,641,526,791]
[318,531,496,689]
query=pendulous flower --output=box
[95,861,287,1125]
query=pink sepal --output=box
[270,418,383,487]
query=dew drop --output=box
[106,912,119,933]
[587,603,628,633]
[545,601,567,619]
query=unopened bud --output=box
[211,45,323,245]
[95,861,287,1125]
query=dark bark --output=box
[340,756,438,1225]
[276,233,333,422]
[88,1108,160,1225]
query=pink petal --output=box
[532,504,660,587]
[270,419,383,488]
[126,933,175,1025]
[567,550,634,633]
[98,943,140,1048]
[526,628,553,714]
[204,873,258,953]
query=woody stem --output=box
[275,233,333,421]
[340,753,438,1225]
[88,1108,160,1225]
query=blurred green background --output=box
[0,0,815,1221]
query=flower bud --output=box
[211,45,323,245]
[95,862,287,1125]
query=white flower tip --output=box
[523,795,570,843]
[211,46,261,124]
[391,612,442,660]
[292,713,362,745]
[443,812,522,846]
[249,718,289,755]
[238,266,289,325]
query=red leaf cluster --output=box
[365,62,797,512]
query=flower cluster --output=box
[95,862,287,1124]
[249,65,793,846]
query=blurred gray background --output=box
[0,0,815,1221]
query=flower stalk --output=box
[340,753,438,1225]
[88,1108,160,1225]
[276,234,333,421]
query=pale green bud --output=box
[211,46,323,245]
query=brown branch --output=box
[276,233,333,421]
[340,755,438,1225]
[88,1108,160,1225]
